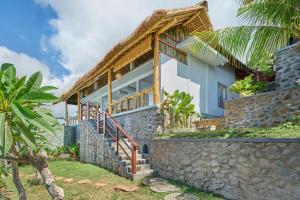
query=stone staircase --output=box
[104,137,153,180]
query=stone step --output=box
[126,164,151,173]
[118,154,142,160]
[105,138,130,143]
[111,147,138,155]
[121,159,147,166]
[110,143,133,151]
[130,169,154,180]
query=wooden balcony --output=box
[108,87,153,115]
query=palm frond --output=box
[237,0,299,28]
[193,25,289,66]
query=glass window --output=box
[138,74,153,92]
[218,82,227,109]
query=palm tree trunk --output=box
[31,157,64,200]
[11,160,27,200]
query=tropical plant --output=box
[0,63,64,200]
[0,161,9,193]
[193,0,300,72]
[160,90,196,131]
[229,74,266,96]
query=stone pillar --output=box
[274,42,300,90]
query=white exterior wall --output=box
[160,53,237,117]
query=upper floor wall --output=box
[160,52,237,117]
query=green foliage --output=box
[160,90,197,131]
[159,116,300,139]
[0,162,9,191]
[45,144,79,161]
[193,0,300,70]
[0,63,62,157]
[229,75,266,96]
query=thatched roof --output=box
[60,1,212,101]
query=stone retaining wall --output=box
[274,42,300,90]
[149,138,300,200]
[225,88,300,128]
[79,120,129,178]
[113,106,162,140]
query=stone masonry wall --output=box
[113,106,162,141]
[274,42,300,90]
[150,138,300,200]
[79,120,129,178]
[225,88,300,128]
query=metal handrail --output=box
[84,101,137,175]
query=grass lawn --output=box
[3,160,223,200]
[158,124,300,139]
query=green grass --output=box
[158,124,300,139]
[2,160,223,200]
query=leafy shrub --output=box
[160,90,198,132]
[45,144,79,161]
[0,162,9,192]
[229,75,266,96]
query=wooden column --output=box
[108,68,113,114]
[65,100,69,126]
[153,33,160,104]
[77,91,81,123]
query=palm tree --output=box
[0,63,64,200]
[193,0,300,71]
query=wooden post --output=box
[86,102,90,119]
[77,91,81,123]
[108,68,112,114]
[153,33,160,104]
[65,100,69,126]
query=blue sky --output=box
[0,0,69,78]
[0,0,238,117]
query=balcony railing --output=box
[108,87,153,115]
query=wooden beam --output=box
[77,91,81,123]
[113,36,152,72]
[153,33,160,104]
[182,13,200,27]
[108,68,112,114]
[65,100,69,126]
[157,18,177,35]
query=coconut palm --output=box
[193,0,300,72]
[0,63,64,200]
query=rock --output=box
[150,183,180,193]
[55,176,64,181]
[63,178,74,183]
[114,185,139,192]
[164,193,200,200]
[78,179,93,184]
[143,177,180,193]
[94,182,107,188]
[142,177,168,186]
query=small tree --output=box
[0,63,64,200]
[229,74,267,96]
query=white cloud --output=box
[0,46,77,117]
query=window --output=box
[218,82,227,109]
[138,74,154,107]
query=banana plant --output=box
[0,63,64,200]
[160,90,196,131]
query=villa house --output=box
[59,1,255,178]
[61,1,252,138]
